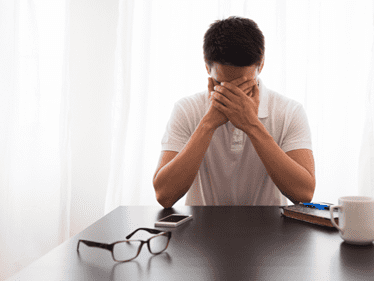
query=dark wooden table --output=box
[7,206,374,280]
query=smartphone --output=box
[154,214,193,227]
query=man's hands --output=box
[206,76,257,130]
[206,77,228,129]
[211,76,260,132]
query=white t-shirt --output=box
[161,78,312,206]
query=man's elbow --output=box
[307,177,316,202]
[300,182,315,203]
[156,193,174,209]
[154,182,174,209]
[286,182,315,204]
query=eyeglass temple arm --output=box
[126,228,163,239]
[77,240,114,252]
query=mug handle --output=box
[330,205,344,234]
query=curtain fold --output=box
[1,1,374,280]
[58,0,72,245]
[358,16,374,198]
[1,0,66,279]
[105,0,135,214]
[0,1,18,279]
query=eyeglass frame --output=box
[77,227,172,262]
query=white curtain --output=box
[1,0,67,279]
[358,9,374,199]
[1,0,373,279]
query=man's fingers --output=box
[210,76,256,97]
[229,76,257,96]
[230,76,248,87]
[209,78,222,100]
[239,79,256,89]
[239,79,257,96]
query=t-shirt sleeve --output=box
[281,104,312,153]
[161,100,192,152]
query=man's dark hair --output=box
[203,16,265,70]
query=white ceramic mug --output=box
[329,196,374,245]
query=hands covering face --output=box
[211,76,260,131]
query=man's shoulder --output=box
[176,90,207,106]
[265,87,303,115]
[174,90,208,115]
[267,88,301,107]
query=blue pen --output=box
[302,203,330,210]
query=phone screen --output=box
[158,215,189,223]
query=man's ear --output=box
[205,63,211,75]
[258,56,265,74]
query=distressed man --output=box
[153,16,315,208]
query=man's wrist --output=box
[243,119,268,140]
[200,116,218,133]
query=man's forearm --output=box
[154,117,216,208]
[244,121,315,204]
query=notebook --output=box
[280,202,339,228]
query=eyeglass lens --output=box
[113,241,142,261]
[149,235,169,254]
[113,235,168,261]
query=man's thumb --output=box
[251,82,260,100]
[208,77,213,98]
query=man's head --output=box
[203,16,265,84]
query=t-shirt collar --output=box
[257,78,269,118]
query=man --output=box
[153,16,315,208]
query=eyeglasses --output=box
[77,228,172,262]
